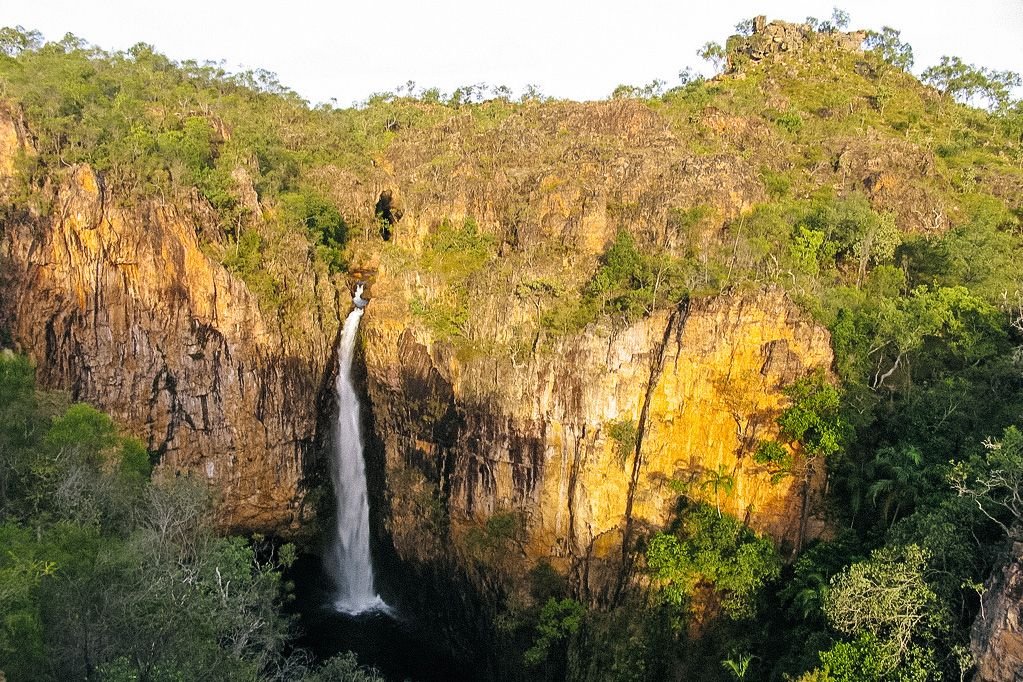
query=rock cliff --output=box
[359,267,832,598]
[972,540,1023,682]
[0,105,339,533]
[1,92,835,576]
[728,15,868,69]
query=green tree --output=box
[950,426,1023,538]
[646,504,781,619]
[823,544,945,671]
[698,42,727,72]
[524,598,585,666]
[721,652,754,680]
[922,56,1021,110]
[777,372,846,459]
[303,652,385,682]
[0,25,43,56]
[866,445,926,528]
[700,463,736,517]
[864,27,914,71]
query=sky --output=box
[0,0,1021,106]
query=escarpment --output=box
[320,99,849,595]
[0,107,340,533]
[0,33,987,596]
[360,275,832,598]
[0,93,842,578]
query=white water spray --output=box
[327,284,388,614]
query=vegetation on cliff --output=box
[1,9,1022,682]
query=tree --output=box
[0,25,43,56]
[698,42,727,73]
[734,19,755,36]
[777,372,846,459]
[646,504,781,619]
[721,652,754,680]
[823,544,943,668]
[826,8,851,32]
[700,463,736,517]
[864,27,914,71]
[922,56,1021,110]
[606,418,638,468]
[775,371,847,551]
[524,598,585,667]
[866,445,926,528]
[303,652,385,682]
[0,354,311,680]
[950,426,1023,538]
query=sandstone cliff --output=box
[0,84,837,575]
[0,105,340,533]
[359,263,831,598]
[313,98,845,594]
[973,540,1023,682]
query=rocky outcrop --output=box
[0,108,339,533]
[728,16,867,69]
[972,540,1023,681]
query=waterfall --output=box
[327,284,388,614]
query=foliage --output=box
[406,217,497,340]
[302,652,384,682]
[584,230,690,325]
[721,652,754,680]
[950,426,1023,538]
[0,354,367,680]
[864,27,914,71]
[698,42,727,73]
[647,503,781,619]
[524,598,585,666]
[699,464,737,517]
[819,544,947,679]
[922,56,1022,110]
[823,545,942,656]
[753,440,793,479]
[607,418,638,468]
[465,510,523,567]
[776,371,847,459]
[279,188,348,272]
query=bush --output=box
[584,230,689,325]
[646,503,781,619]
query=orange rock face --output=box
[360,260,832,596]
[0,111,337,534]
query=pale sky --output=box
[1,0,1021,106]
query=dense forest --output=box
[2,9,1023,681]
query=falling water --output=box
[327,284,388,614]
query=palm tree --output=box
[867,445,924,528]
[700,464,736,517]
[721,653,755,680]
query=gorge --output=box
[1,14,1023,682]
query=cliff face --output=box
[360,273,832,596]
[1,94,835,585]
[972,541,1023,682]
[314,99,838,593]
[0,107,339,533]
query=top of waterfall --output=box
[353,283,369,309]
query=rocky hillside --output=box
[1,16,1022,679]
